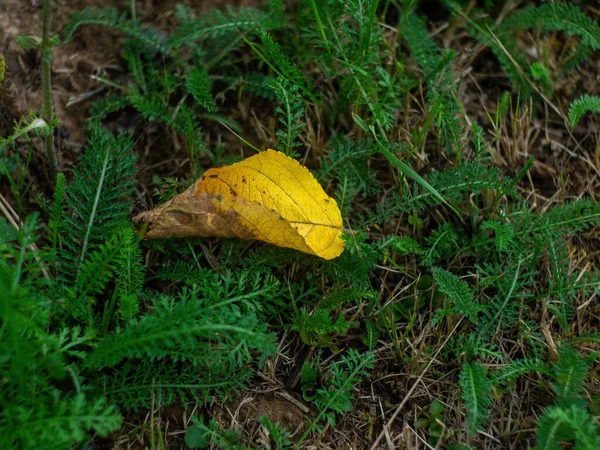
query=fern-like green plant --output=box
[0,216,122,449]
[529,62,552,96]
[255,29,307,95]
[291,307,350,347]
[318,137,378,215]
[6,395,122,450]
[299,349,375,442]
[492,358,548,385]
[169,5,279,50]
[91,358,253,411]
[537,346,598,449]
[433,267,480,323]
[81,268,279,411]
[56,124,137,324]
[113,227,144,325]
[504,2,600,50]
[550,346,590,399]
[259,416,292,450]
[402,12,443,77]
[86,287,276,369]
[185,417,244,450]
[187,67,218,112]
[503,1,600,76]
[536,404,600,450]
[535,346,599,449]
[368,161,511,225]
[568,94,600,126]
[64,7,171,54]
[47,173,66,269]
[459,362,492,434]
[64,4,282,174]
[59,123,137,280]
[264,76,305,156]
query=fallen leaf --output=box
[133,149,345,259]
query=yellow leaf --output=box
[133,149,345,259]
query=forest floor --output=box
[1,0,600,449]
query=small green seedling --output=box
[415,400,446,446]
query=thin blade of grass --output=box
[360,119,462,218]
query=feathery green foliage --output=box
[114,227,144,324]
[259,416,292,450]
[187,68,218,112]
[534,346,599,449]
[0,215,123,449]
[60,124,137,269]
[433,267,479,322]
[550,346,590,399]
[300,349,375,441]
[444,1,600,95]
[369,161,510,225]
[87,285,276,368]
[185,417,244,449]
[64,7,170,53]
[492,358,547,385]
[256,29,308,96]
[525,2,600,74]
[504,2,600,50]
[569,94,600,126]
[459,362,492,434]
[318,137,378,214]
[403,13,442,76]
[169,5,278,49]
[4,0,600,447]
[264,76,305,156]
[47,172,66,268]
[536,404,600,450]
[64,5,257,172]
[529,62,552,95]
[428,85,464,154]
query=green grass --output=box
[1,0,600,449]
